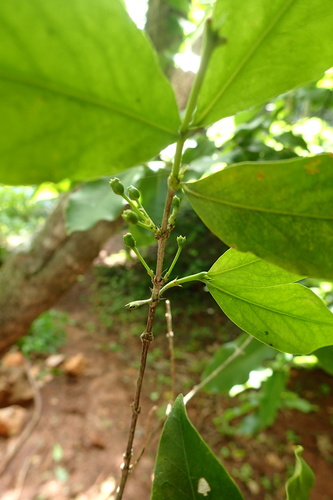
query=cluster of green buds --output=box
[109,178,158,233]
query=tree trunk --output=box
[0,193,122,355]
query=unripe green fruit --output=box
[122,209,139,225]
[109,178,124,195]
[123,232,136,249]
[127,185,141,200]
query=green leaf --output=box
[285,446,315,500]
[202,334,276,394]
[256,369,287,429]
[237,370,288,435]
[183,154,333,280]
[281,391,317,413]
[314,345,333,376]
[0,0,180,185]
[151,395,244,500]
[204,249,333,354]
[193,0,333,126]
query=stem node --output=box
[141,332,154,343]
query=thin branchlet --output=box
[115,17,223,499]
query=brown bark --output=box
[0,194,122,355]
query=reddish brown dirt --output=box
[0,275,332,500]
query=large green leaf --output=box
[285,446,314,500]
[183,154,333,280]
[193,0,333,126]
[202,334,276,394]
[151,395,244,500]
[204,249,333,354]
[0,0,180,185]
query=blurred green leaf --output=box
[202,334,276,394]
[151,395,244,500]
[281,392,317,413]
[204,249,333,354]
[314,345,333,376]
[52,443,63,463]
[54,466,69,483]
[256,369,287,428]
[285,446,315,500]
[0,0,180,185]
[237,370,287,435]
[193,0,333,126]
[183,154,333,280]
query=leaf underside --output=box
[184,154,333,280]
[194,0,333,126]
[205,249,333,354]
[0,0,180,185]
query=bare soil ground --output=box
[0,272,332,500]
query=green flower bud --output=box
[177,235,186,249]
[109,178,124,196]
[122,209,139,225]
[127,185,141,201]
[168,195,181,226]
[123,232,136,249]
[171,195,181,211]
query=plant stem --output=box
[165,300,176,401]
[116,18,222,500]
[171,18,223,184]
[132,247,154,277]
[183,336,253,405]
[116,330,154,500]
[159,271,208,297]
[181,19,220,133]
[164,244,182,280]
[116,189,175,500]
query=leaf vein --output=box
[196,0,295,124]
[0,69,178,137]
[208,282,333,327]
[184,185,333,220]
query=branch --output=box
[183,336,253,405]
[165,300,176,401]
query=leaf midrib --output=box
[178,416,197,500]
[184,185,333,220]
[0,68,179,137]
[207,281,333,327]
[209,258,260,276]
[195,0,295,125]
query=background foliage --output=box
[1,0,333,498]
